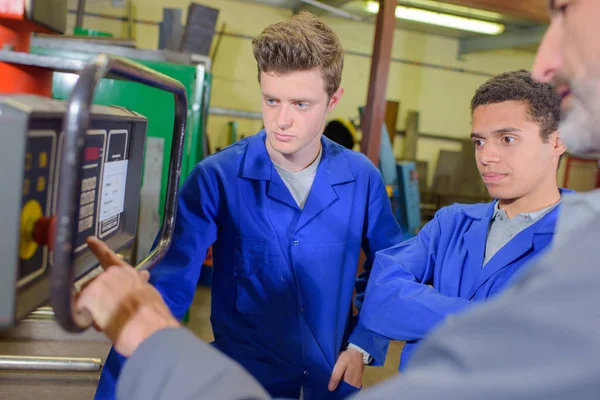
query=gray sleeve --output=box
[117,328,271,400]
[353,221,600,400]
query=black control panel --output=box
[0,95,149,327]
[18,119,139,288]
[72,125,132,255]
[19,131,56,284]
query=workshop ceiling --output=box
[243,0,550,55]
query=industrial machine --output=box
[0,70,186,330]
[0,13,187,334]
[1,92,149,328]
[28,36,212,264]
[0,3,188,397]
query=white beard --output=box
[559,80,600,157]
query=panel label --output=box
[99,160,128,222]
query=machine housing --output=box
[0,94,147,328]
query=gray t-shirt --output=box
[272,147,322,209]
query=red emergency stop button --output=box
[33,215,56,251]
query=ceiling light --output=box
[365,1,505,35]
[400,0,505,21]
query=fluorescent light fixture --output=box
[365,1,505,35]
[401,0,504,21]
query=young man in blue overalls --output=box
[94,12,402,400]
[349,70,570,371]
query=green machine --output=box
[30,36,212,264]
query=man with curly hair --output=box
[348,69,570,371]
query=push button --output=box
[36,176,45,192]
[39,152,48,168]
[33,215,56,251]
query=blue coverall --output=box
[348,195,567,370]
[95,131,403,400]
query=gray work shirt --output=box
[484,200,560,266]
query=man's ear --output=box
[552,131,568,156]
[327,87,344,113]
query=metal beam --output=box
[360,0,396,166]
[209,107,262,120]
[0,355,102,372]
[458,25,548,56]
[76,0,86,28]
[441,0,549,23]
[295,0,362,20]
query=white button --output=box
[293,240,299,246]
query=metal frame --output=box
[51,54,188,332]
[458,25,547,56]
[0,51,85,74]
[0,355,102,372]
[30,36,212,71]
[295,0,362,21]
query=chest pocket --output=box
[234,237,280,318]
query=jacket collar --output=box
[461,188,574,225]
[240,130,355,185]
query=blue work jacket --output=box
[95,131,402,400]
[348,191,569,371]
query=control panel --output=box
[0,95,148,327]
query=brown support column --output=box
[360,0,397,166]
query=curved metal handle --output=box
[51,54,188,332]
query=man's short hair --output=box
[471,70,561,142]
[252,11,344,98]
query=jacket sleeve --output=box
[348,168,403,364]
[117,328,270,400]
[354,168,404,309]
[350,208,473,363]
[149,163,220,320]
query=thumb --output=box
[140,270,150,281]
[328,358,346,391]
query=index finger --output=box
[86,236,129,270]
